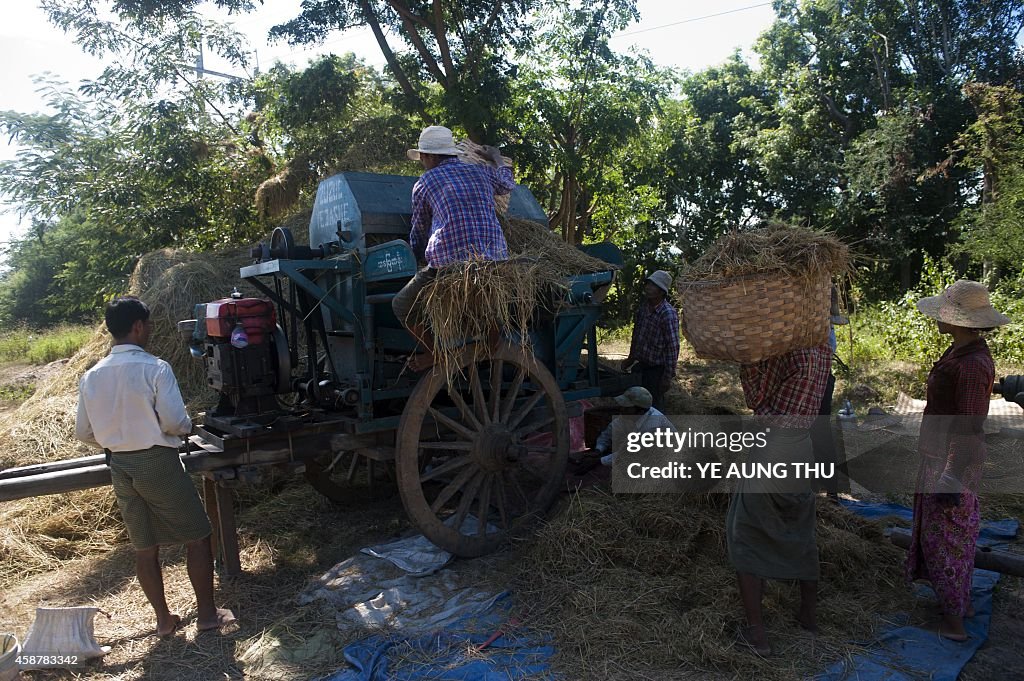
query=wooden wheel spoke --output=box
[488,359,504,423]
[430,465,478,514]
[469,363,489,424]
[476,475,493,536]
[420,455,473,483]
[493,476,510,530]
[508,390,545,431]
[514,415,555,439]
[345,451,360,483]
[446,387,483,432]
[451,472,484,532]
[499,367,527,423]
[428,407,476,440]
[504,468,532,509]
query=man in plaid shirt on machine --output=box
[392,125,516,371]
[624,270,680,411]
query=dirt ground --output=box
[1,346,1022,680]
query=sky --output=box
[0,1,778,246]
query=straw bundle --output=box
[417,219,614,379]
[456,140,513,215]
[677,223,851,363]
[255,155,315,218]
[513,492,912,679]
[416,258,543,379]
[500,216,612,277]
[680,222,851,284]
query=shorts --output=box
[108,446,212,550]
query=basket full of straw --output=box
[677,223,850,364]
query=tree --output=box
[249,54,417,217]
[949,83,1024,276]
[268,0,544,141]
[504,0,669,244]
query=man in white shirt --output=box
[76,296,235,637]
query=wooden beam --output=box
[0,454,106,480]
[214,481,242,577]
[890,527,1024,577]
[0,464,113,501]
[0,434,334,502]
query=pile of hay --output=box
[418,219,614,379]
[0,248,255,587]
[0,248,255,469]
[512,492,913,679]
[681,222,851,283]
[255,154,315,219]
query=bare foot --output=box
[737,625,771,656]
[157,614,181,637]
[197,608,236,632]
[408,352,435,372]
[937,612,968,642]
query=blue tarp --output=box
[818,500,1020,681]
[320,593,555,681]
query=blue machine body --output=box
[239,171,626,434]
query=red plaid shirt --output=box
[629,298,680,374]
[409,158,516,268]
[920,338,994,487]
[740,344,832,429]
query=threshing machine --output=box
[180,171,632,557]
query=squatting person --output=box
[75,296,235,637]
[392,125,516,371]
[907,280,1010,641]
[727,343,832,656]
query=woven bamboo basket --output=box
[678,271,831,364]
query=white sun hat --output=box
[645,270,672,295]
[614,386,654,410]
[916,280,1010,329]
[407,126,463,160]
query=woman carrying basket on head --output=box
[907,280,1011,641]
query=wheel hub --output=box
[475,425,522,472]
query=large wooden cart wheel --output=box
[304,451,396,506]
[395,343,569,557]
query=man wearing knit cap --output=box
[624,270,680,411]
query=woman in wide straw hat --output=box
[907,280,1010,641]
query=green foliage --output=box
[0,325,93,365]
[950,84,1024,274]
[0,383,35,405]
[874,256,955,365]
[852,256,1024,369]
[250,53,416,196]
[268,0,543,140]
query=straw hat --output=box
[615,386,653,410]
[916,280,1010,329]
[407,126,463,160]
[645,270,672,295]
